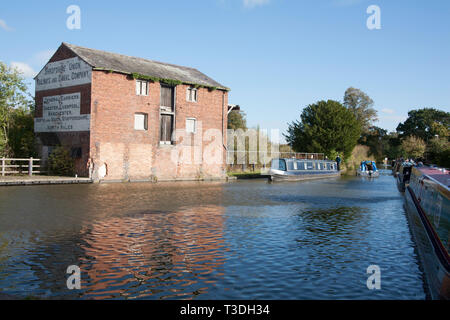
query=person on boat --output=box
[336,155,342,171]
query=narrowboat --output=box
[392,159,402,177]
[357,160,379,177]
[268,158,340,182]
[396,161,413,192]
[404,166,450,299]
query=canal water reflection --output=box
[0,171,426,299]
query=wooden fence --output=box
[1,158,44,177]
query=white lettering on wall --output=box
[34,92,90,132]
[35,57,92,92]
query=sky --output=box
[1,0,449,140]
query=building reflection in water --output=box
[78,204,226,299]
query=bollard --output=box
[29,157,33,176]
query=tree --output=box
[227,110,247,130]
[48,146,75,176]
[0,61,34,157]
[284,100,361,160]
[396,108,450,142]
[427,136,450,167]
[359,126,388,161]
[343,87,378,132]
[401,136,426,159]
[384,132,403,160]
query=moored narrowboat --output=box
[268,158,340,182]
[396,161,413,192]
[404,166,450,299]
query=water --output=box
[0,171,426,299]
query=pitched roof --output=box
[62,42,229,91]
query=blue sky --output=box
[1,0,449,139]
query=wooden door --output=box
[160,114,173,143]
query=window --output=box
[296,161,305,170]
[136,80,149,96]
[70,147,82,159]
[271,159,286,171]
[186,87,197,102]
[186,118,196,133]
[287,161,295,171]
[134,113,148,130]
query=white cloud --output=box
[10,62,36,78]
[381,108,395,114]
[0,19,13,31]
[243,0,270,8]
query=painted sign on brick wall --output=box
[34,92,90,132]
[35,57,91,91]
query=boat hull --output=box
[356,170,379,177]
[270,172,341,182]
[404,168,450,299]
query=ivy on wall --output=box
[93,68,229,91]
[131,72,223,91]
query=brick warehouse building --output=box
[34,43,229,182]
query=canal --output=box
[0,171,427,299]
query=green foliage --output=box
[284,100,361,160]
[358,129,402,161]
[396,108,450,141]
[0,61,34,157]
[401,136,426,159]
[160,78,183,86]
[427,137,450,167]
[227,110,247,130]
[384,132,403,160]
[343,87,378,132]
[47,146,75,176]
[8,106,36,158]
[131,73,160,83]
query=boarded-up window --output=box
[160,85,174,110]
[186,118,196,133]
[136,80,149,96]
[160,114,173,143]
[134,113,148,130]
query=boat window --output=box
[279,160,287,171]
[272,159,287,171]
[306,162,314,170]
[296,161,305,170]
[327,163,331,170]
[287,160,295,171]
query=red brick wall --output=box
[35,44,91,176]
[90,71,228,181]
[35,44,228,181]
